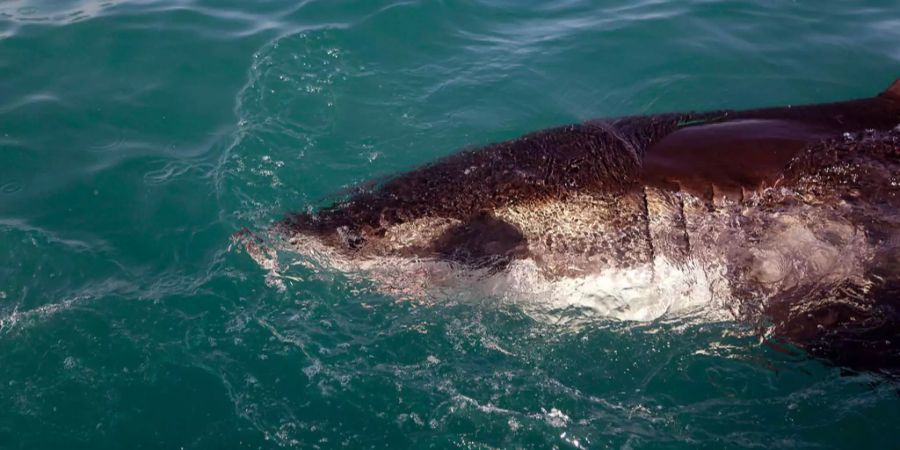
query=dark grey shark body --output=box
[276,80,900,372]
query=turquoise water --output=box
[2,0,900,448]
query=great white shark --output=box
[246,79,900,372]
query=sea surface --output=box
[2,0,900,448]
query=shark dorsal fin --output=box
[881,78,900,101]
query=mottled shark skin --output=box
[270,79,900,372]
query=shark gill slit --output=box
[641,186,656,268]
[678,193,691,257]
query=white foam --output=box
[486,256,728,322]
[0,297,82,334]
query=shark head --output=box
[278,119,671,272]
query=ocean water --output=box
[2,0,900,448]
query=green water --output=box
[2,1,899,448]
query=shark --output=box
[247,78,900,372]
